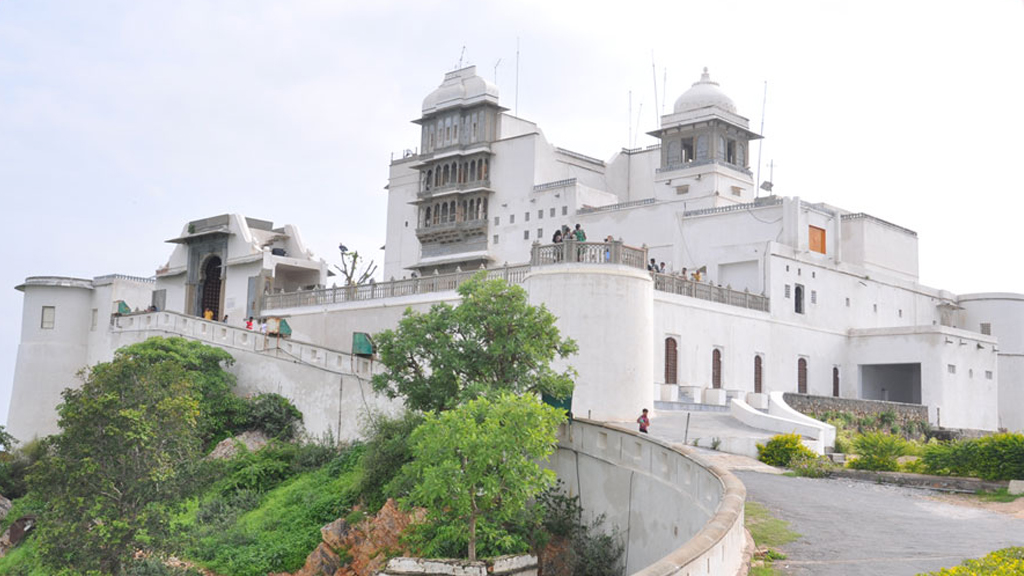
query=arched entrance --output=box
[712,349,722,389]
[665,338,678,384]
[754,355,763,394]
[833,367,840,397]
[200,256,222,320]
[798,358,808,393]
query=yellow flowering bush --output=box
[918,547,1024,575]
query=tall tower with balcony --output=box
[648,68,761,208]
[408,66,506,274]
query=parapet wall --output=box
[782,393,928,427]
[546,419,745,575]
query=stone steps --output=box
[654,400,731,413]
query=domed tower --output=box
[409,66,507,274]
[648,68,762,208]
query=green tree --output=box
[371,273,577,412]
[111,337,246,447]
[396,393,564,561]
[30,350,204,574]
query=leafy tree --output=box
[112,337,246,447]
[396,393,564,561]
[30,351,204,574]
[372,273,577,412]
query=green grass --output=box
[182,463,360,576]
[0,537,46,576]
[745,501,800,548]
[976,487,1024,503]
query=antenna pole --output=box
[662,68,667,115]
[493,58,501,83]
[628,91,632,150]
[755,80,768,198]
[515,37,520,116]
[458,46,465,68]
[651,52,659,130]
[633,102,644,148]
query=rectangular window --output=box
[784,284,791,298]
[91,308,98,330]
[510,214,515,224]
[873,304,878,313]
[981,323,991,335]
[809,225,827,254]
[948,364,956,374]
[562,206,568,216]
[525,212,530,222]
[550,207,556,217]
[538,209,543,219]
[493,234,499,244]
[811,290,817,304]
[523,230,530,240]
[986,370,993,380]
[41,306,55,329]
[494,216,500,226]
[676,185,690,195]
[731,186,742,196]
[899,309,903,318]
[845,297,851,307]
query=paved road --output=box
[736,470,1024,575]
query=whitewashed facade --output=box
[8,66,1021,443]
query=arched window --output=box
[424,207,431,228]
[795,284,805,314]
[483,158,489,179]
[433,203,440,225]
[664,338,678,384]
[441,203,448,223]
[712,349,722,389]
[442,165,450,185]
[425,170,432,191]
[470,160,476,182]
[798,358,808,394]
[482,198,488,218]
[832,367,840,397]
[754,355,763,394]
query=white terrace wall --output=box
[108,311,403,440]
[547,419,745,576]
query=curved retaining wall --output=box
[547,419,746,575]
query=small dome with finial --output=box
[422,66,500,114]
[673,67,737,114]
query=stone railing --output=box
[548,419,746,575]
[529,239,648,270]
[418,179,491,197]
[109,311,363,375]
[576,197,656,215]
[841,212,918,237]
[263,265,531,311]
[653,273,770,313]
[682,196,784,218]
[533,177,576,192]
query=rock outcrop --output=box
[205,430,270,460]
[281,499,422,576]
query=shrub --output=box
[244,394,303,440]
[0,439,47,500]
[900,458,926,474]
[973,433,1024,481]
[789,454,838,478]
[922,440,977,477]
[848,432,908,471]
[917,546,1024,575]
[355,411,424,511]
[756,434,816,467]
[122,557,203,575]
[538,482,624,576]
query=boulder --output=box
[205,430,270,460]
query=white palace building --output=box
[9,66,1024,446]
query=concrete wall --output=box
[526,265,653,422]
[782,392,929,429]
[546,420,745,576]
[106,311,403,440]
[959,293,1024,431]
[8,278,94,441]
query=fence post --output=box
[530,241,541,265]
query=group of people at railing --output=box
[648,259,705,282]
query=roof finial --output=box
[701,67,710,82]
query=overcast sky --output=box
[2,1,1023,428]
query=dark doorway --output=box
[833,367,840,397]
[712,349,722,389]
[201,256,222,319]
[798,358,808,393]
[754,355,763,393]
[795,284,805,314]
[665,338,678,384]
